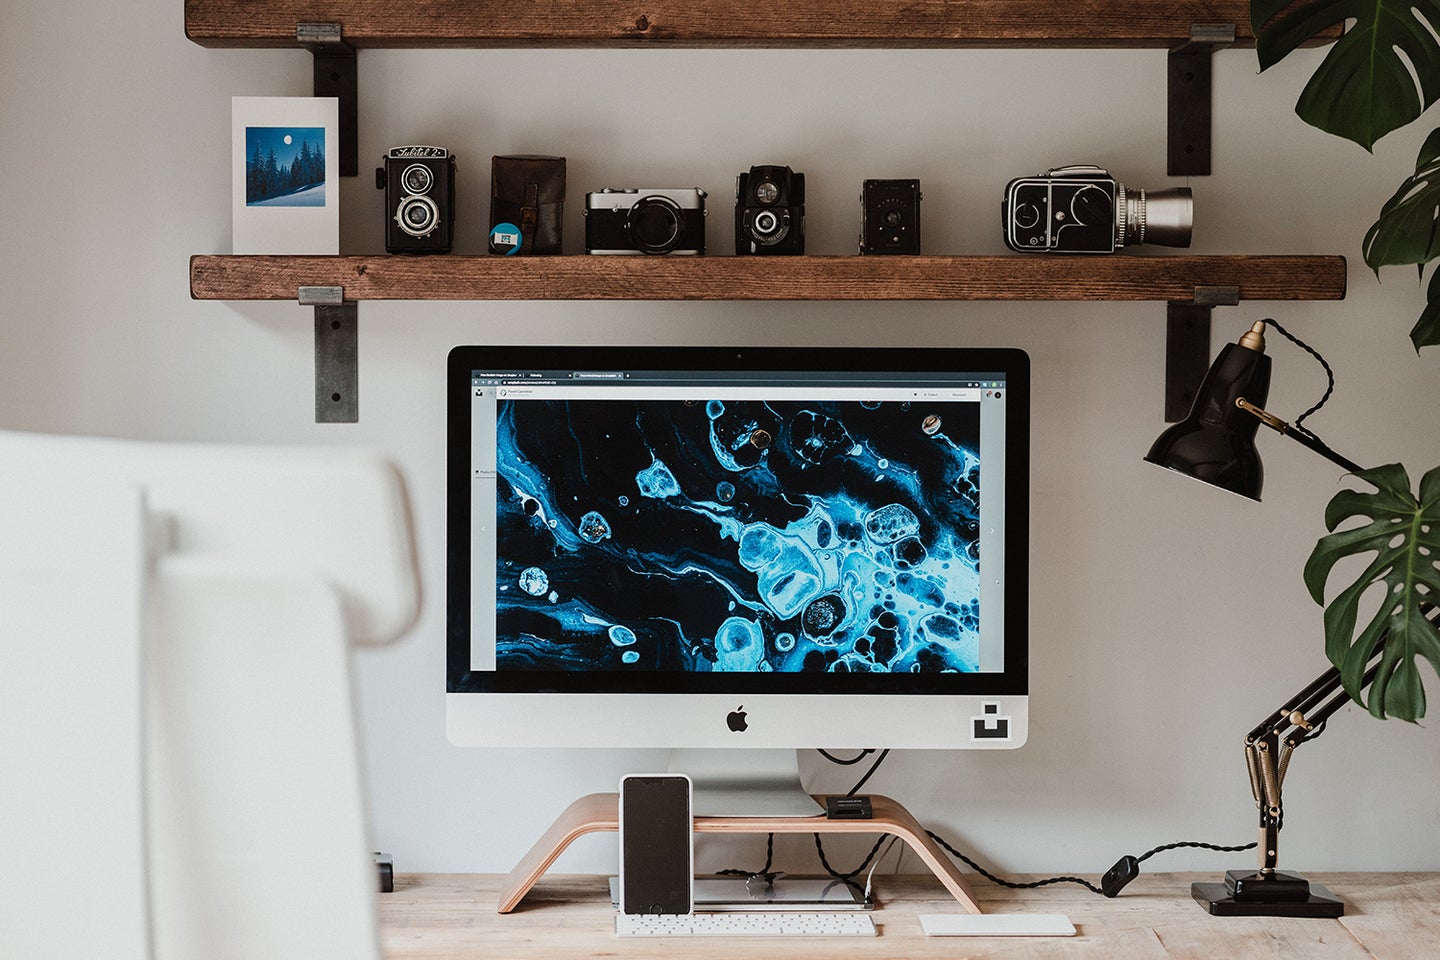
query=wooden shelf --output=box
[186,2,1344,422]
[184,0,1300,49]
[190,254,1347,304]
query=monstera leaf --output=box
[1252,0,1440,150]
[1362,127,1440,350]
[1303,464,1440,720]
[1413,266,1440,350]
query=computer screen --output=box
[447,345,1029,764]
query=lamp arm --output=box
[1243,602,1440,877]
[1235,398,1365,474]
[1244,654,1381,877]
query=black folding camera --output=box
[1002,165,1192,253]
[584,188,707,255]
[734,165,804,255]
[859,179,921,255]
[376,146,456,254]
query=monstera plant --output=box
[1252,1,1440,720]
[1253,0,1440,348]
[1304,465,1440,720]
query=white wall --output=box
[4,0,1438,883]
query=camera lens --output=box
[401,163,433,195]
[397,195,440,237]
[755,180,780,204]
[627,196,684,253]
[1122,186,1193,248]
[754,210,780,235]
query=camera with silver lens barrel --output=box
[376,146,456,254]
[735,165,804,255]
[1002,165,1191,253]
[585,188,707,255]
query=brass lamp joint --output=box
[1236,397,1289,434]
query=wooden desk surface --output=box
[379,872,1440,959]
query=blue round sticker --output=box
[489,222,523,255]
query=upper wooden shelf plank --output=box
[190,254,1348,303]
[185,0,1284,48]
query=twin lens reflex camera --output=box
[734,165,805,255]
[1002,165,1191,253]
[376,146,456,254]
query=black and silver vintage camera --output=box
[584,188,707,255]
[859,179,922,255]
[1002,165,1192,253]
[376,146,456,254]
[735,165,804,255]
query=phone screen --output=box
[619,774,692,915]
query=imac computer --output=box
[447,344,1029,816]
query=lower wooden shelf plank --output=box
[190,254,1347,303]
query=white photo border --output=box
[232,97,339,254]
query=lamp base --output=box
[1192,870,1343,917]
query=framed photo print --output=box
[232,97,339,254]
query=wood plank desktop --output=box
[378,872,1440,959]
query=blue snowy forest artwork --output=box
[245,126,326,207]
[494,397,984,673]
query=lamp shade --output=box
[1145,339,1272,500]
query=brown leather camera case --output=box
[490,155,566,254]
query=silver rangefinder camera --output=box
[1002,165,1192,253]
[584,187,707,255]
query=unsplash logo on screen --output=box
[971,702,1011,742]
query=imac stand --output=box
[498,791,981,914]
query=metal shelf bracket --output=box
[300,285,358,423]
[1168,24,1235,176]
[298,23,357,177]
[1165,284,1239,421]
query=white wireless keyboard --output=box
[615,912,877,938]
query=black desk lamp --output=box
[1145,319,1363,497]
[1145,319,1375,916]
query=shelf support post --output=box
[1168,24,1234,176]
[298,23,357,177]
[1165,284,1239,422]
[301,286,358,423]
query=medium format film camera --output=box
[859,179,922,255]
[376,146,456,254]
[1002,165,1191,253]
[585,188,708,255]
[735,165,805,255]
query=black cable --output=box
[813,832,891,881]
[845,748,890,797]
[926,830,1105,894]
[1262,317,1335,432]
[1134,839,1258,864]
[926,829,1257,896]
[817,749,875,766]
[725,746,1260,897]
[713,831,777,881]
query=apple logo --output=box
[726,706,748,733]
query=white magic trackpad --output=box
[919,913,1076,937]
